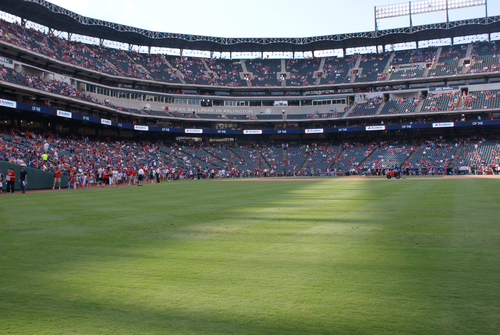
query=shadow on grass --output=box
[1,288,374,335]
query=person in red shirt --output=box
[6,168,15,194]
[126,167,133,186]
[68,169,76,190]
[53,166,62,190]
[102,168,109,186]
[132,168,137,185]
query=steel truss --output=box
[12,0,500,51]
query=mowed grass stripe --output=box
[0,179,499,334]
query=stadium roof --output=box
[2,0,500,52]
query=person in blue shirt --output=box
[19,164,28,194]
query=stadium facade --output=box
[1,0,500,145]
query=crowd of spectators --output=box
[3,126,500,191]
[391,48,437,65]
[0,65,143,115]
[467,41,499,74]
[398,138,454,175]
[3,18,500,90]
[383,97,420,114]
[421,91,461,112]
[3,62,500,128]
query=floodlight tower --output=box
[375,0,488,33]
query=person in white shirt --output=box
[112,168,119,187]
[138,167,144,186]
[156,167,161,183]
[97,166,103,187]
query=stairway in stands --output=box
[383,53,396,80]
[358,148,378,169]
[314,58,327,85]
[280,59,287,86]
[350,56,362,83]
[430,47,443,70]
[201,59,218,82]
[450,144,463,168]
[105,60,120,74]
[135,63,153,80]
[330,147,347,171]
[258,151,270,169]
[240,60,253,87]
[163,56,186,84]
[462,44,474,74]
[402,150,417,168]
[343,103,357,117]
[414,99,426,113]
[375,103,385,115]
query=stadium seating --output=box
[379,99,419,115]
[468,41,500,74]
[305,145,341,172]
[4,61,500,126]
[462,90,500,110]
[391,47,437,65]
[226,114,252,120]
[141,54,182,83]
[206,59,242,86]
[403,140,455,174]
[288,145,309,168]
[255,114,283,120]
[334,143,377,173]
[421,91,461,112]
[428,45,467,77]
[319,56,356,85]
[389,68,425,80]
[3,17,500,91]
[196,113,225,119]
[245,59,281,87]
[349,97,383,117]
[363,143,413,171]
[355,54,391,82]
[4,4,500,192]
[287,114,312,120]
[3,125,500,182]
[230,146,265,171]
[286,58,320,86]
[454,140,500,170]
[389,47,436,80]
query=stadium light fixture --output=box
[375,0,486,19]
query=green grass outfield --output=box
[1,177,499,334]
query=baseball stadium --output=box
[1,0,499,334]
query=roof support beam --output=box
[0,0,498,53]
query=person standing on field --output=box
[6,168,15,194]
[19,164,27,194]
[97,165,103,187]
[53,166,62,189]
[138,166,144,186]
[112,167,119,187]
[0,169,4,194]
[126,167,133,186]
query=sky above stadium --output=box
[48,0,500,38]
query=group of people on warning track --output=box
[0,164,27,194]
